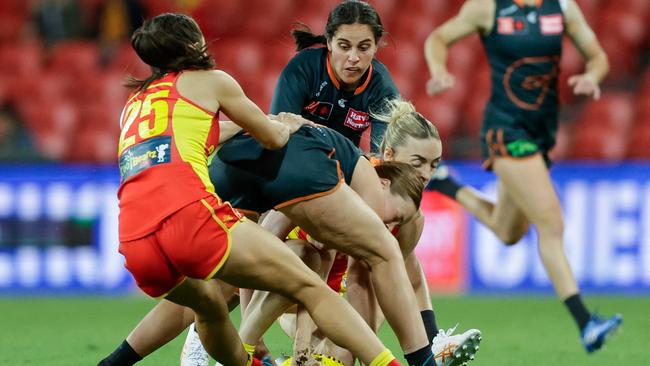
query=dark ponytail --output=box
[291,23,328,51]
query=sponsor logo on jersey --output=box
[497,17,528,35]
[119,136,172,181]
[540,14,563,35]
[304,101,333,120]
[344,108,370,131]
[498,17,515,34]
[503,56,560,110]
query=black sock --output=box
[421,310,439,344]
[97,340,143,366]
[564,293,591,330]
[427,175,462,199]
[404,345,436,366]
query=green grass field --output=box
[1,295,647,365]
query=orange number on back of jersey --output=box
[118,89,171,154]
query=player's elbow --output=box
[424,31,440,50]
[429,29,448,45]
[599,51,610,77]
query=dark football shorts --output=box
[481,103,557,170]
[209,125,363,214]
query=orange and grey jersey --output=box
[117,72,221,241]
[479,0,566,166]
[270,47,399,153]
[481,0,564,113]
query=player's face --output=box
[327,23,377,91]
[382,188,418,228]
[383,136,442,185]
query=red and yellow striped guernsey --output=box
[117,72,221,241]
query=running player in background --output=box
[100,12,406,366]
[424,0,621,352]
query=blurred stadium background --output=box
[0,0,649,365]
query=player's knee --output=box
[190,285,230,321]
[498,222,529,245]
[363,235,402,267]
[287,276,327,304]
[274,267,324,301]
[535,210,564,239]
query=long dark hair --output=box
[126,13,215,91]
[291,0,385,51]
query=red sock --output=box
[250,357,264,366]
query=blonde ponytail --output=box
[373,98,440,153]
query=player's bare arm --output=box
[564,0,609,99]
[211,70,290,149]
[424,0,494,95]
[395,209,425,258]
[218,113,315,145]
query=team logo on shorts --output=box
[344,108,370,131]
[507,139,539,157]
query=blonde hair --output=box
[372,98,440,153]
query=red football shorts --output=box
[327,252,348,294]
[119,195,244,298]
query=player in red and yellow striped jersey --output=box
[103,13,403,366]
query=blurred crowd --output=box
[0,0,648,162]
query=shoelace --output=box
[435,324,459,340]
[435,344,456,364]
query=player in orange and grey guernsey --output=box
[265,99,482,366]
[100,12,406,366]
[424,0,621,352]
[259,0,473,359]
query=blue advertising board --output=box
[454,162,650,294]
[0,162,648,294]
[0,165,129,294]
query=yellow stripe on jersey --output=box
[171,98,216,194]
[147,82,173,89]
